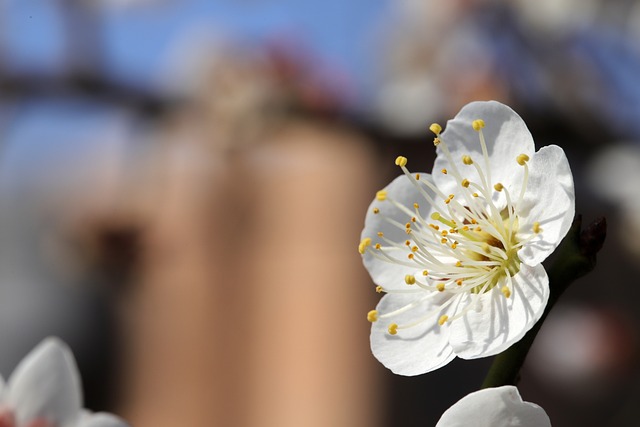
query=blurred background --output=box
[1,0,640,426]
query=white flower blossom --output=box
[359,101,574,375]
[0,337,129,427]
[436,386,551,427]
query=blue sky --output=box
[5,0,391,97]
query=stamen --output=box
[367,310,378,322]
[472,119,485,131]
[430,123,442,135]
[373,208,379,214]
[501,286,511,298]
[438,315,449,325]
[516,154,530,166]
[376,190,387,201]
[375,286,384,293]
[494,183,504,192]
[533,222,542,234]
[395,156,408,167]
[358,238,372,254]
[388,323,398,335]
[462,155,473,165]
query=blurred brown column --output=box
[119,110,382,426]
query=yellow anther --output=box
[411,217,417,223]
[456,279,463,286]
[471,218,478,224]
[472,119,485,131]
[405,275,416,285]
[405,222,411,229]
[450,228,457,233]
[408,253,414,259]
[482,243,491,253]
[430,224,440,231]
[388,323,398,335]
[533,222,542,234]
[405,240,411,246]
[451,242,458,249]
[431,212,441,220]
[501,286,511,298]
[358,238,372,254]
[413,202,419,209]
[462,155,473,165]
[376,190,387,201]
[373,207,380,214]
[433,137,441,146]
[411,246,419,252]
[375,243,381,249]
[405,229,412,234]
[441,168,447,174]
[449,194,455,199]
[422,270,429,276]
[395,156,408,167]
[415,173,421,180]
[461,178,470,188]
[367,310,378,322]
[430,123,442,135]
[444,198,451,205]
[438,315,449,326]
[456,261,462,267]
[377,232,384,237]
[517,154,530,166]
[441,238,448,244]
[436,283,445,292]
[494,183,504,192]
[375,285,384,293]
[462,225,469,231]
[441,230,448,236]
[475,226,482,232]
[473,192,479,197]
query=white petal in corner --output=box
[436,386,551,427]
[517,145,575,266]
[370,293,456,376]
[448,264,549,359]
[361,173,436,291]
[78,412,131,427]
[434,101,535,198]
[7,338,82,427]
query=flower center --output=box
[361,119,542,333]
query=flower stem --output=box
[481,215,606,389]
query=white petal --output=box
[7,337,82,427]
[517,145,575,265]
[361,173,436,290]
[77,412,130,427]
[448,264,549,359]
[434,101,534,200]
[370,293,456,375]
[436,386,551,427]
